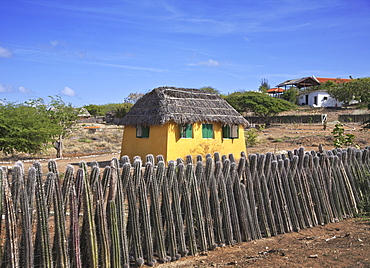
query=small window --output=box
[180,124,192,138]
[202,124,213,139]
[136,126,150,138]
[323,96,328,101]
[222,125,239,139]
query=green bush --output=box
[245,128,259,147]
[331,122,356,148]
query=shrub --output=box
[331,122,356,148]
[245,128,259,147]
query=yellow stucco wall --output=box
[166,122,246,161]
[120,122,246,162]
[120,124,168,161]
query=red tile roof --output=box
[267,88,285,93]
[315,77,352,84]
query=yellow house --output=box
[120,87,249,162]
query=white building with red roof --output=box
[276,76,357,107]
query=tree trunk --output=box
[55,138,63,158]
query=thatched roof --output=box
[119,87,249,127]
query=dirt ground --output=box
[4,122,369,172]
[159,218,370,268]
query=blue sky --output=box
[1,0,370,107]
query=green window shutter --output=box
[222,125,239,139]
[202,124,213,139]
[222,125,230,138]
[180,124,192,138]
[136,126,150,138]
[185,124,192,138]
[142,126,150,138]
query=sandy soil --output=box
[159,218,370,268]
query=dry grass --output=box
[63,124,123,155]
[0,124,124,161]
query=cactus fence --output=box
[1,146,370,267]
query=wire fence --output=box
[0,146,369,267]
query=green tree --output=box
[83,104,103,116]
[26,95,79,158]
[114,103,133,118]
[0,101,62,155]
[226,91,295,125]
[259,78,270,93]
[281,86,300,104]
[200,86,220,95]
[47,96,79,158]
[327,77,370,106]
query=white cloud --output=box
[89,62,164,72]
[60,86,77,97]
[50,40,59,46]
[0,47,13,58]
[0,84,14,92]
[189,59,220,67]
[18,86,30,94]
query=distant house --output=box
[119,87,249,162]
[77,107,91,119]
[276,76,353,107]
[267,88,285,98]
[298,90,340,107]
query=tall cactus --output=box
[249,154,270,237]
[90,166,110,268]
[11,164,22,219]
[242,158,261,240]
[118,163,131,268]
[139,162,155,266]
[215,161,234,245]
[126,159,144,266]
[167,160,188,257]
[50,171,70,268]
[107,200,121,268]
[195,160,216,249]
[177,162,198,255]
[76,167,99,268]
[2,167,20,268]
[33,162,53,268]
[286,156,306,229]
[161,161,180,261]
[257,154,277,236]
[267,161,285,234]
[222,159,242,243]
[188,159,208,252]
[61,165,74,214]
[69,182,82,268]
[207,156,225,246]
[271,161,292,233]
[149,161,168,262]
[236,157,255,242]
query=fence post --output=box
[196,159,217,249]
